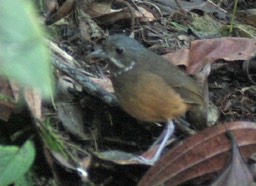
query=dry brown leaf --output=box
[94,9,131,25]
[24,88,42,119]
[78,0,113,18]
[211,131,255,186]
[135,6,156,22]
[138,121,256,186]
[45,0,75,25]
[163,48,189,67]
[164,37,256,74]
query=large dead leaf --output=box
[164,37,256,74]
[138,122,256,186]
[211,131,255,186]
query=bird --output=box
[86,35,207,164]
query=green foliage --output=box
[0,0,54,98]
[40,119,68,158]
[0,140,36,186]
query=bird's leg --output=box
[131,120,175,165]
[150,120,175,162]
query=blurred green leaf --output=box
[0,140,36,186]
[40,118,68,157]
[15,175,33,186]
[0,0,54,98]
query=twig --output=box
[46,40,118,106]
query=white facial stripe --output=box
[109,57,126,69]
[114,61,135,77]
[124,61,135,72]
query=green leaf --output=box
[15,173,34,186]
[0,140,36,186]
[0,0,54,98]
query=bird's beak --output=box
[86,48,126,69]
[86,48,108,60]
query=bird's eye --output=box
[115,47,124,54]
